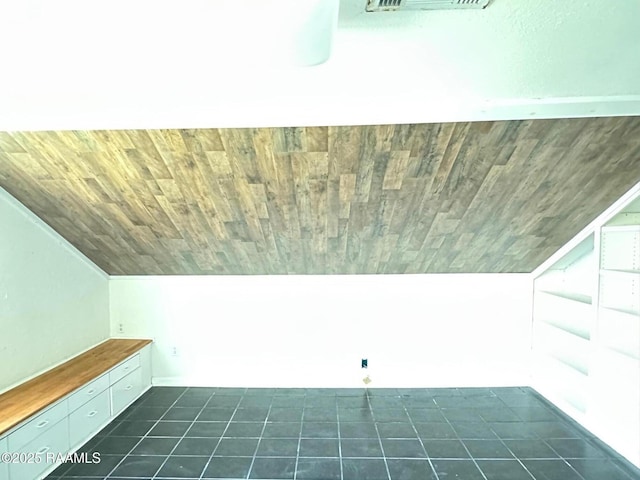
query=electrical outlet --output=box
[361,358,368,368]
[118,323,124,334]
[171,346,179,357]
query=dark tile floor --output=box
[47,386,640,480]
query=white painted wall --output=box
[0,188,109,393]
[110,274,532,388]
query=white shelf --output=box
[533,322,591,376]
[598,307,640,360]
[537,289,592,304]
[534,291,592,339]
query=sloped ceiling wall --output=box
[1,117,639,275]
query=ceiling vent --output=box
[366,0,489,12]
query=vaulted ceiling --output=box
[1,116,639,275]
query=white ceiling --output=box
[0,0,639,131]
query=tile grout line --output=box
[366,390,392,480]
[198,390,247,480]
[434,396,490,480]
[103,387,190,479]
[292,394,308,480]
[245,396,274,480]
[489,389,588,480]
[150,388,219,480]
[400,395,441,480]
[336,396,344,480]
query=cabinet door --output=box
[111,368,143,416]
[69,390,110,450]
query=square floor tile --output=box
[414,423,457,439]
[148,421,192,437]
[198,408,236,421]
[527,422,581,439]
[127,406,169,420]
[256,438,299,457]
[130,437,180,455]
[296,458,341,480]
[299,438,340,457]
[545,438,607,458]
[422,440,469,459]
[156,455,209,478]
[463,439,514,459]
[249,457,296,479]
[269,407,303,422]
[214,438,259,456]
[431,459,484,479]
[163,407,202,421]
[522,459,584,480]
[374,409,410,422]
[340,422,379,438]
[489,422,539,440]
[453,422,498,439]
[223,422,264,438]
[339,408,375,422]
[90,436,140,454]
[202,456,252,478]
[108,421,155,437]
[405,409,446,423]
[566,458,637,480]
[387,458,437,480]
[504,439,559,459]
[109,455,166,477]
[186,422,227,437]
[476,459,534,480]
[233,408,269,422]
[263,422,302,438]
[301,422,338,438]
[62,453,124,477]
[342,458,389,480]
[341,438,383,457]
[377,422,417,439]
[173,437,220,456]
[382,439,426,458]
[304,408,338,422]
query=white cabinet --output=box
[8,419,68,480]
[0,437,8,480]
[7,401,68,452]
[111,368,143,416]
[0,343,151,480]
[69,390,110,448]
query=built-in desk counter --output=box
[0,339,152,480]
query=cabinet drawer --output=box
[111,368,142,416]
[109,354,140,385]
[0,437,8,480]
[9,419,69,480]
[69,390,110,448]
[68,374,109,412]
[7,400,68,451]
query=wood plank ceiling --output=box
[1,117,639,275]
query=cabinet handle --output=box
[124,385,133,391]
[124,366,129,371]
[37,446,50,455]
[87,389,95,395]
[36,420,49,429]
[87,410,98,418]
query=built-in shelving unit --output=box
[532,234,595,416]
[532,190,640,468]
